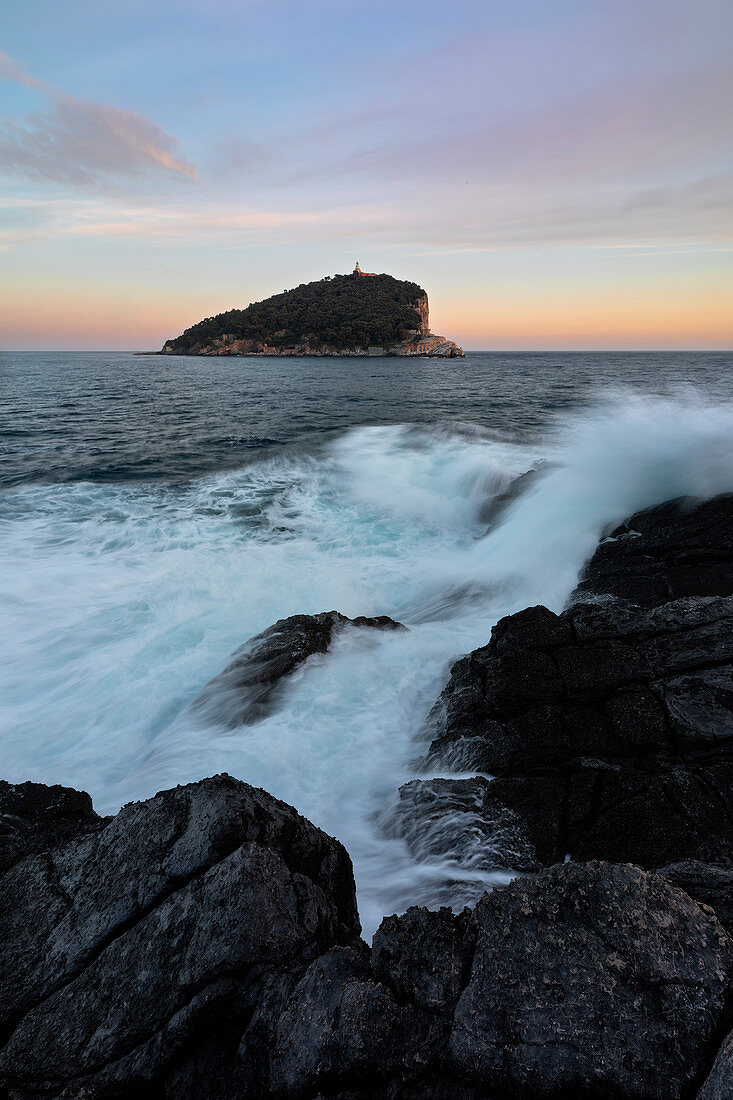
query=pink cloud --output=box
[0,52,196,187]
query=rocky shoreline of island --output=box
[1,491,732,1098]
[159,335,466,358]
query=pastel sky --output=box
[1,0,732,350]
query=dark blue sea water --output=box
[2,350,731,487]
[2,350,732,934]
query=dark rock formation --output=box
[0,779,102,875]
[572,492,733,607]
[0,774,359,1097]
[425,595,733,870]
[3,784,729,1100]
[193,611,404,727]
[699,1028,733,1100]
[421,493,733,875]
[2,772,732,1099]
[445,862,731,1100]
[656,861,733,936]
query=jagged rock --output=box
[372,906,474,1014]
[426,595,733,869]
[698,1028,733,1099]
[193,611,405,727]
[1,779,731,1099]
[657,861,733,935]
[0,779,102,875]
[572,493,733,607]
[446,862,731,1100]
[268,945,438,1097]
[292,863,731,1100]
[0,775,360,1097]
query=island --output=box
[160,264,465,358]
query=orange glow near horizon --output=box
[430,282,733,351]
[2,272,731,352]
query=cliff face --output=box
[161,272,464,358]
[414,291,430,335]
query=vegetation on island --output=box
[163,272,426,353]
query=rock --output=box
[372,906,474,1014]
[478,462,552,529]
[656,861,733,935]
[1,779,730,1099]
[383,777,540,873]
[572,493,733,607]
[268,945,437,1097]
[262,862,733,1100]
[193,611,405,727]
[698,1028,733,1099]
[0,774,360,1097]
[426,596,733,869]
[447,862,731,1100]
[0,779,102,875]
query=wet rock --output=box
[0,774,360,1097]
[478,463,551,529]
[288,863,733,1100]
[427,596,733,869]
[269,945,438,1097]
[372,906,474,1014]
[384,777,541,873]
[1,778,731,1099]
[193,611,405,726]
[572,492,733,607]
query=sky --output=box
[1,0,732,350]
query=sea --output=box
[2,349,733,937]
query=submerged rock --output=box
[383,776,539,873]
[193,610,405,726]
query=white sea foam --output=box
[1,390,732,937]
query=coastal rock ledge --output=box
[1,775,731,1099]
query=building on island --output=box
[353,261,377,277]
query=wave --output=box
[1,388,732,936]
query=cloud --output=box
[291,59,732,192]
[4,168,730,258]
[0,51,195,187]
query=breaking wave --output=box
[2,389,732,936]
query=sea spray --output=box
[2,388,733,935]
